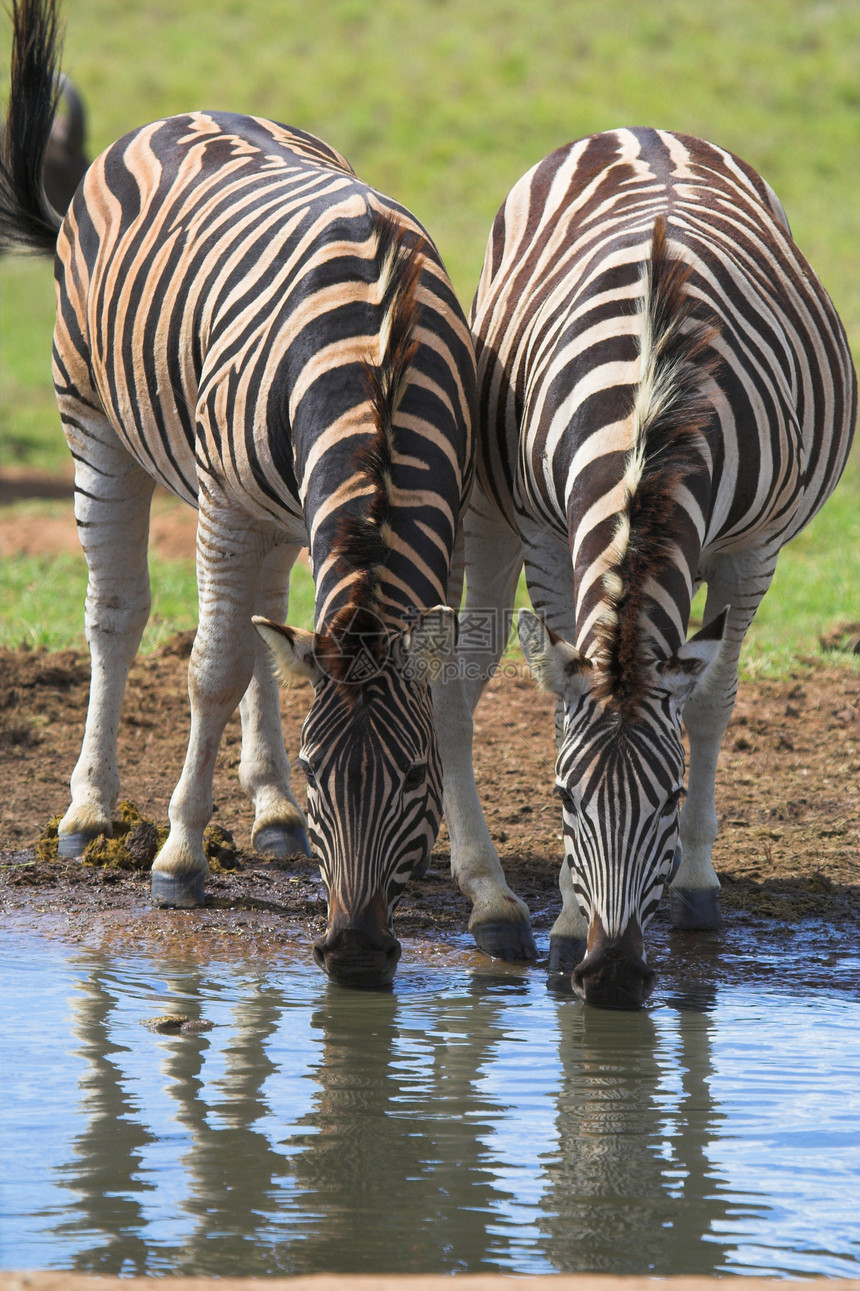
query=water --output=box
[1,931,858,1279]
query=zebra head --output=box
[519,608,726,1009]
[255,605,457,987]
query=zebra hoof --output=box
[150,870,206,909]
[253,823,311,858]
[669,887,721,930]
[669,845,682,883]
[472,919,538,962]
[547,935,587,976]
[57,830,101,859]
[546,970,577,996]
[412,853,431,879]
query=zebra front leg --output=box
[547,698,588,978]
[522,533,589,972]
[547,858,589,976]
[434,497,537,960]
[58,427,155,856]
[239,543,311,858]
[151,492,269,907]
[672,552,777,928]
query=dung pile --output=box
[36,803,240,872]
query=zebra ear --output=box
[399,605,458,685]
[656,607,729,702]
[518,609,592,700]
[252,616,322,686]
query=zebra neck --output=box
[566,458,707,710]
[305,470,454,634]
[311,580,418,637]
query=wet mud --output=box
[1,632,857,988]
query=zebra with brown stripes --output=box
[1,0,476,986]
[435,128,856,1006]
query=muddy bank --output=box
[1,637,857,979]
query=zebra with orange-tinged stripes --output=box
[1,0,480,986]
[434,128,856,1006]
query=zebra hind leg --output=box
[546,703,589,981]
[522,540,590,974]
[57,422,155,856]
[239,542,311,859]
[672,551,778,929]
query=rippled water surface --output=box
[1,931,858,1278]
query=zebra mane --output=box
[593,215,720,719]
[320,208,427,686]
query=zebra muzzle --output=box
[571,916,655,1010]
[313,891,402,988]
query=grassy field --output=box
[4,451,858,675]
[2,0,858,668]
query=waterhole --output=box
[1,929,857,1278]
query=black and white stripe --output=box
[2,0,475,986]
[435,127,856,1004]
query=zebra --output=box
[0,70,86,225]
[434,128,856,1007]
[1,0,476,987]
[42,72,88,213]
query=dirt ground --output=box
[1,488,858,975]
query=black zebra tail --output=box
[0,0,63,254]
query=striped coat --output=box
[2,0,475,986]
[434,128,856,1003]
[54,111,472,627]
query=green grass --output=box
[1,0,858,668]
[1,258,62,471]
[0,528,317,652]
[732,452,860,676]
[2,551,194,652]
[3,457,856,674]
[1,0,858,320]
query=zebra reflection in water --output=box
[55,957,734,1277]
[536,988,727,1274]
[55,962,152,1276]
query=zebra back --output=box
[472,128,855,1004]
[473,127,856,688]
[51,111,474,649]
